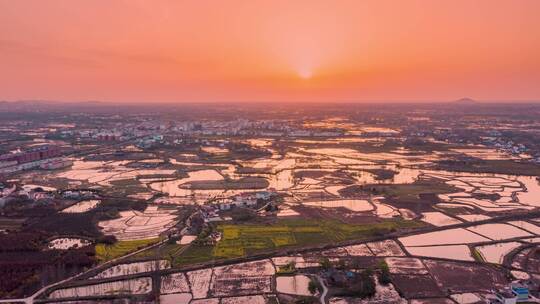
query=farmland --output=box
[95,238,160,261]
[174,219,424,265]
[2,103,540,303]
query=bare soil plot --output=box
[220,295,268,304]
[160,272,190,294]
[276,275,311,296]
[341,244,373,256]
[210,260,274,297]
[49,277,152,299]
[212,259,275,277]
[385,257,428,275]
[367,240,405,256]
[93,260,170,279]
[188,268,213,299]
[391,275,444,298]
[159,293,192,304]
[450,293,484,304]
[210,273,272,297]
[272,256,320,269]
[424,260,508,293]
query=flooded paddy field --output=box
[98,205,178,241]
[11,136,540,231]
[45,239,521,303]
[4,111,540,302]
[30,140,539,282]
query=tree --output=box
[308,280,318,295]
[308,278,321,295]
[349,269,376,298]
[319,257,332,270]
[378,261,391,285]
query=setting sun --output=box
[298,69,313,80]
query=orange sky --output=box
[1,0,539,103]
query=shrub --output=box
[308,278,321,295]
[378,261,391,285]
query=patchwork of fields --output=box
[173,219,424,265]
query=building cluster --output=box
[181,190,278,223]
[0,183,57,208]
[0,145,71,174]
[216,191,274,211]
[491,282,533,304]
[60,189,99,200]
[483,136,537,161]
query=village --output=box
[1,103,540,304]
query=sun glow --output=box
[298,68,313,79]
[0,1,538,102]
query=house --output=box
[206,216,224,222]
[289,130,311,137]
[510,283,529,301]
[494,289,517,304]
[219,203,232,211]
[326,270,351,287]
[255,191,274,200]
[233,193,257,207]
[61,190,97,199]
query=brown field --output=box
[424,260,508,293]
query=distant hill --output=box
[453,97,477,105]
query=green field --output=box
[95,238,159,261]
[174,219,423,266]
[132,242,186,260]
[173,245,215,266]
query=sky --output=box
[1,0,539,103]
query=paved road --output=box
[316,275,329,304]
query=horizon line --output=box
[3,99,540,105]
